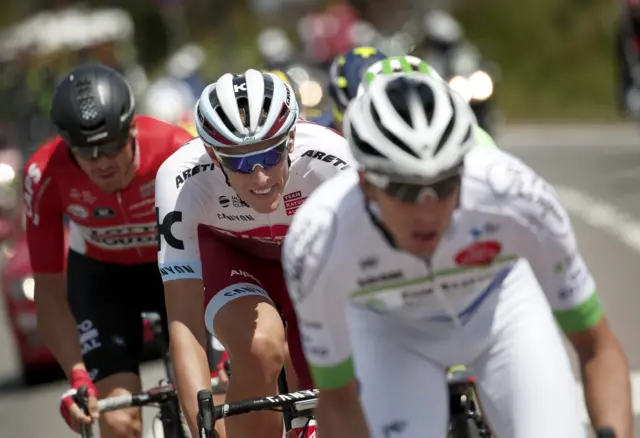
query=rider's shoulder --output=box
[291,120,354,168]
[156,137,217,192]
[461,146,571,237]
[25,136,70,176]
[290,170,361,238]
[136,115,195,155]
[284,171,362,296]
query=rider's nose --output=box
[248,165,269,185]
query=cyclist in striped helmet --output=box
[312,46,387,132]
[359,54,498,148]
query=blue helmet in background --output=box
[329,46,387,125]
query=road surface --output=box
[1,124,640,436]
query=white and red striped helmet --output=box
[195,69,299,148]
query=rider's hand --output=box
[215,350,230,388]
[59,369,99,433]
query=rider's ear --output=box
[205,147,219,164]
[288,129,296,153]
[129,118,138,137]
[358,170,375,201]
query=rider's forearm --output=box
[317,385,370,438]
[581,338,632,438]
[170,321,212,437]
[34,279,85,377]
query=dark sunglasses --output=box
[70,140,129,160]
[213,137,290,174]
[367,172,462,203]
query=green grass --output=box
[454,0,623,120]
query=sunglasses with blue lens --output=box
[214,137,290,174]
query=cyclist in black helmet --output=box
[25,63,193,437]
[311,46,387,133]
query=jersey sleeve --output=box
[23,153,65,273]
[495,160,602,333]
[283,205,355,389]
[155,148,207,282]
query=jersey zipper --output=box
[116,191,143,257]
[425,258,462,329]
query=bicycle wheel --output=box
[159,399,191,438]
[449,415,482,438]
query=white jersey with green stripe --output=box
[282,141,602,390]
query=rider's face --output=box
[71,126,137,193]
[360,171,460,255]
[210,132,295,214]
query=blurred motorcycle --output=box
[414,10,501,136]
[348,9,502,136]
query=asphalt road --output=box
[1,124,640,437]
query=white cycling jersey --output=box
[283,145,599,437]
[155,120,353,281]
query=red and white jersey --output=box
[155,121,354,282]
[23,115,194,273]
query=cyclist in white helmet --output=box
[155,69,355,438]
[283,73,631,438]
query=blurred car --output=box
[2,220,157,384]
[3,226,58,383]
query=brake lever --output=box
[72,386,94,437]
[197,389,215,438]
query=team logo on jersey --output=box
[218,195,248,208]
[139,180,155,198]
[301,150,350,170]
[469,222,499,240]
[67,204,89,219]
[285,197,307,216]
[454,241,501,267]
[359,256,379,271]
[486,162,568,237]
[156,209,184,250]
[357,270,403,288]
[93,207,115,218]
[175,163,216,189]
[217,213,255,222]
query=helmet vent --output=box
[371,101,419,158]
[434,93,457,155]
[215,106,236,134]
[75,79,102,125]
[350,122,384,158]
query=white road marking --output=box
[555,185,640,253]
[554,185,640,421]
[499,125,640,148]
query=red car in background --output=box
[2,222,157,384]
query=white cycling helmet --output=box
[344,72,477,179]
[195,68,299,147]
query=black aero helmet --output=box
[51,63,135,147]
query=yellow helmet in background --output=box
[262,69,307,116]
[177,110,197,137]
[266,69,301,104]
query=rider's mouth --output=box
[413,231,437,242]
[250,186,275,197]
